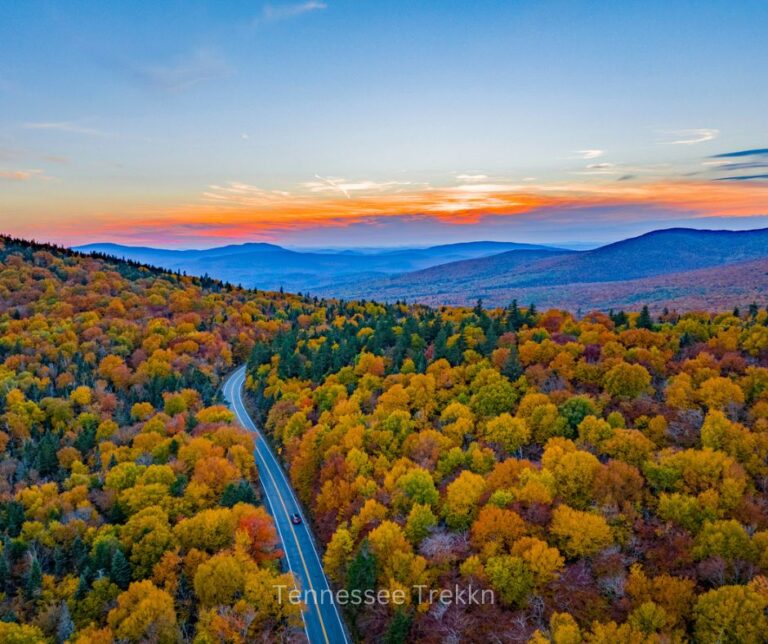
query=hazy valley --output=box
[80,227,768,312]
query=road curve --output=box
[223,366,349,644]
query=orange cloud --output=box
[12,176,768,246]
[0,169,47,181]
[122,178,768,234]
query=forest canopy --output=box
[0,237,303,642]
[246,290,768,641]
[1,236,768,642]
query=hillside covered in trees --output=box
[0,237,305,642]
[246,297,768,642]
[3,235,768,643]
[318,227,768,311]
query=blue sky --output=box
[1,1,767,247]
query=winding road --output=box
[223,366,349,644]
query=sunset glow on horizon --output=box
[1,1,767,248]
[6,174,768,248]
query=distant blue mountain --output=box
[74,240,554,291]
[318,227,768,308]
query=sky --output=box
[1,0,767,249]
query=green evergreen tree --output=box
[432,327,448,361]
[110,549,131,590]
[346,542,377,617]
[74,423,96,456]
[75,572,90,600]
[384,608,413,644]
[501,345,523,380]
[249,342,273,368]
[220,480,258,507]
[414,350,427,374]
[636,305,654,330]
[312,341,332,381]
[53,546,66,577]
[483,326,498,354]
[37,431,60,477]
[4,501,25,537]
[108,499,127,524]
[610,309,629,327]
[71,536,88,570]
[170,474,188,498]
[91,540,113,573]
[0,555,9,593]
[525,302,538,325]
[506,299,523,331]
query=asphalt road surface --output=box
[223,366,349,644]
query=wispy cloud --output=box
[583,163,616,174]
[574,163,622,177]
[710,148,768,159]
[455,174,490,182]
[712,162,768,172]
[714,174,768,182]
[22,121,110,137]
[576,149,604,160]
[304,175,414,199]
[572,161,672,179]
[133,49,231,94]
[706,149,768,181]
[0,168,48,181]
[261,1,327,22]
[202,182,294,207]
[659,128,719,145]
[308,174,350,198]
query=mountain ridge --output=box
[73,239,556,291]
[75,227,768,311]
[314,227,768,309]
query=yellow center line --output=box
[234,371,331,644]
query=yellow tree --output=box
[324,525,355,583]
[107,580,178,643]
[550,505,613,558]
[193,553,246,606]
[698,376,745,411]
[483,413,530,453]
[443,470,486,530]
[510,537,564,587]
[694,584,768,643]
[603,362,651,399]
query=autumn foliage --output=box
[3,236,768,642]
[0,238,301,642]
[246,294,768,641]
